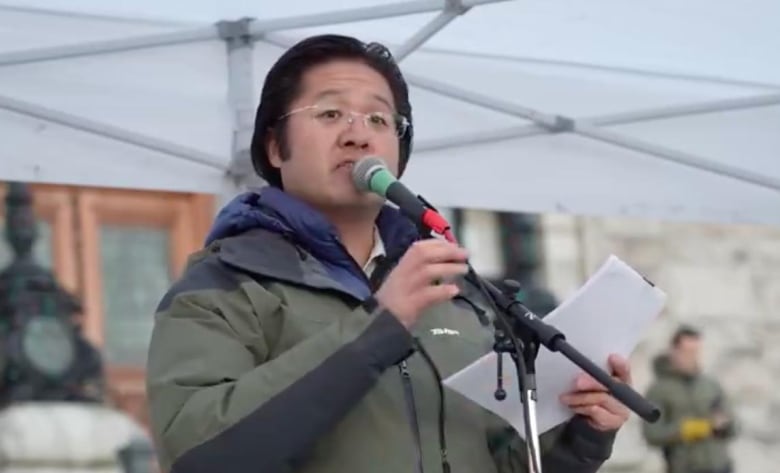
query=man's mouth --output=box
[336,160,356,170]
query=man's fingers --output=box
[570,405,622,431]
[409,239,469,264]
[596,395,628,417]
[575,374,607,392]
[570,404,604,418]
[561,391,610,408]
[417,284,460,307]
[561,392,628,417]
[564,354,633,433]
[602,396,629,416]
[608,354,632,384]
[413,263,469,286]
[574,354,633,390]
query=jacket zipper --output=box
[415,341,451,473]
[399,360,425,473]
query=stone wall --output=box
[539,214,780,473]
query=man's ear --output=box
[266,131,283,168]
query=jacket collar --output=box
[206,186,420,300]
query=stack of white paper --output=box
[443,255,667,438]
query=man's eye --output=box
[368,113,390,127]
[317,109,342,120]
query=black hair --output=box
[671,325,701,347]
[250,34,414,188]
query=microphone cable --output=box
[464,267,541,473]
[443,222,541,473]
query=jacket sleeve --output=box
[489,416,616,473]
[146,263,414,473]
[641,382,682,447]
[711,379,739,440]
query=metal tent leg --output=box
[220,19,264,189]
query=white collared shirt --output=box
[362,227,386,276]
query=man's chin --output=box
[320,192,383,213]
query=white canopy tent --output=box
[1,0,778,225]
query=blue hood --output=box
[204,187,420,299]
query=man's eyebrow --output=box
[371,93,394,111]
[312,89,343,102]
[312,89,394,111]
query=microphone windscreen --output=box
[351,156,388,192]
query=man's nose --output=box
[339,117,372,150]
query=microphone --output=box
[352,156,452,238]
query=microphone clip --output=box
[492,280,540,401]
[415,194,439,213]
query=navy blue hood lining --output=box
[204,187,420,297]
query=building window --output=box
[1,183,214,427]
[99,226,172,366]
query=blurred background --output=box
[4,182,780,472]
[1,1,779,472]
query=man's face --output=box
[267,59,403,213]
[671,335,701,375]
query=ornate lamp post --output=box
[0,182,104,405]
[498,212,559,317]
[498,212,541,288]
[118,436,158,473]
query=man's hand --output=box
[375,239,469,329]
[559,354,632,432]
[712,412,730,430]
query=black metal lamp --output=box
[118,436,158,473]
[0,182,103,405]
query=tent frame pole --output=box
[393,0,470,61]
[417,93,780,150]
[0,0,504,184]
[0,26,220,67]
[2,0,776,193]
[0,93,225,169]
[219,19,262,187]
[0,0,508,67]
[408,73,780,192]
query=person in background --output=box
[642,325,738,473]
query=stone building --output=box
[539,213,780,473]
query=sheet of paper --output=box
[443,254,666,438]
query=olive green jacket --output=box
[642,355,737,473]
[146,196,616,473]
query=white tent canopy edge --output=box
[1,0,779,226]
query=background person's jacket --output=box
[146,186,617,473]
[642,354,737,473]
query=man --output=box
[146,34,632,473]
[642,326,738,473]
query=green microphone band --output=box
[369,168,396,197]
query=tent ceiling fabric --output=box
[1,0,779,225]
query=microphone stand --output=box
[410,197,659,473]
[414,198,547,472]
[491,281,543,473]
[468,272,661,473]
[474,272,661,419]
